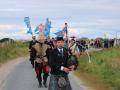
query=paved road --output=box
[1,59,85,90]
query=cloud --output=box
[0,24,24,32]
[0,0,120,39]
[0,8,24,12]
[0,24,31,40]
[0,30,32,40]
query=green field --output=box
[0,41,29,64]
[76,47,120,90]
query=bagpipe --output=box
[61,23,79,70]
[67,45,79,70]
[67,54,79,70]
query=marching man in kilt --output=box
[48,37,78,90]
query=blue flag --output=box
[44,18,51,38]
[62,26,67,34]
[54,30,64,37]
[54,23,67,37]
[24,17,33,35]
[34,26,39,34]
[34,18,51,38]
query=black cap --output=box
[56,37,64,41]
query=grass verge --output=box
[75,47,120,90]
[0,41,29,64]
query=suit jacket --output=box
[50,48,69,75]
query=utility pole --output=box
[115,31,120,46]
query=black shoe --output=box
[43,82,47,88]
[38,83,42,88]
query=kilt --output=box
[48,75,72,90]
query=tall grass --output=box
[0,41,29,64]
[77,47,120,90]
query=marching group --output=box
[29,34,80,90]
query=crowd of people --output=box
[75,38,117,52]
[29,34,79,90]
[91,38,115,48]
[29,33,119,90]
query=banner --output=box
[34,18,51,38]
[54,23,67,37]
[24,17,33,35]
[54,30,65,37]
[34,24,45,34]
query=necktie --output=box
[60,49,63,57]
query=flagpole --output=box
[65,23,69,49]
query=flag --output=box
[34,23,45,35]
[62,23,68,37]
[24,17,30,27]
[54,23,67,37]
[62,26,67,33]
[44,18,51,38]
[34,26,39,33]
[34,18,51,38]
[54,30,65,37]
[38,24,45,32]
[24,17,33,35]
[27,28,33,35]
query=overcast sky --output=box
[0,0,120,40]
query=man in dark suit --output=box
[48,37,73,90]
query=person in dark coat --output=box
[29,36,37,68]
[48,37,73,90]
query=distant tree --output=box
[0,38,15,43]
